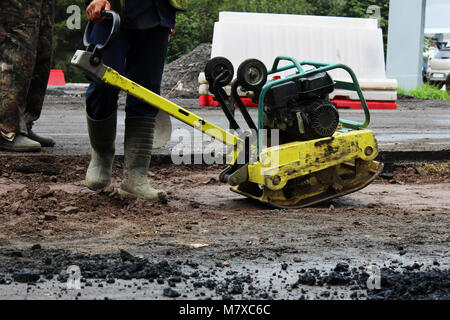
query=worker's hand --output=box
[170,25,176,38]
[86,0,111,23]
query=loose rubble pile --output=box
[0,247,448,300]
[161,43,212,99]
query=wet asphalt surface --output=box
[6,85,449,157]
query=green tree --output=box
[306,0,347,16]
[167,0,222,61]
[338,0,390,52]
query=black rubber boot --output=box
[119,117,167,203]
[86,112,117,191]
[0,134,41,152]
[26,122,55,147]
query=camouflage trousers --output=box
[0,0,54,135]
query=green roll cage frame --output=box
[252,56,371,153]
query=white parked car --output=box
[426,42,450,86]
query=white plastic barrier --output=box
[198,72,398,101]
[357,79,398,90]
[211,21,386,82]
[198,83,245,97]
[330,89,397,101]
[208,12,397,100]
[199,82,397,101]
[219,11,378,29]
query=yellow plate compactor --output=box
[71,11,383,208]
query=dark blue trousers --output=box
[86,21,170,120]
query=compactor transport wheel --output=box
[237,58,268,92]
[205,57,234,88]
[231,159,384,209]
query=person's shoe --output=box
[119,117,168,203]
[27,129,55,147]
[86,112,117,191]
[0,134,41,152]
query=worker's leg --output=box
[0,0,42,151]
[124,26,171,117]
[85,21,128,120]
[85,22,128,190]
[118,26,171,202]
[24,0,55,147]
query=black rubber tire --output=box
[204,57,234,87]
[237,59,268,92]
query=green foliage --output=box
[219,0,314,14]
[424,36,435,52]
[336,0,390,53]
[398,84,450,100]
[53,0,391,82]
[308,0,347,16]
[166,8,205,62]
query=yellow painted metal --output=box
[101,67,242,164]
[232,159,383,208]
[99,65,381,209]
[246,129,378,191]
[72,49,383,208]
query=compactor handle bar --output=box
[72,10,241,162]
[82,10,121,66]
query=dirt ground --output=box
[0,156,448,300]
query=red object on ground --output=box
[331,99,397,110]
[199,95,397,110]
[198,95,258,107]
[198,95,210,106]
[47,69,66,86]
